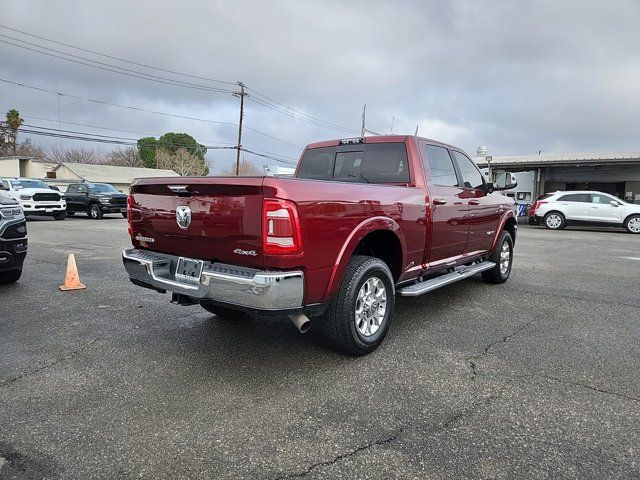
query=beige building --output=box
[0,156,178,192]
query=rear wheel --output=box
[543,211,565,230]
[200,301,250,319]
[88,204,103,220]
[0,269,22,284]
[624,215,640,234]
[482,231,513,284]
[319,255,395,356]
[53,211,66,220]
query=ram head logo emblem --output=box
[176,205,192,229]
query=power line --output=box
[1,24,362,136]
[24,115,236,145]
[240,148,297,166]
[0,36,234,94]
[1,77,302,148]
[0,23,236,86]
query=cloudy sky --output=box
[1,0,639,172]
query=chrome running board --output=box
[398,261,496,297]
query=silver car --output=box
[529,190,640,234]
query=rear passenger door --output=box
[450,150,499,253]
[419,142,469,264]
[556,193,591,221]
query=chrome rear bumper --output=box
[122,248,304,311]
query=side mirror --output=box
[610,200,619,207]
[492,172,518,191]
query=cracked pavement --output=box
[1,218,639,479]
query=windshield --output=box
[88,183,119,193]
[10,179,48,189]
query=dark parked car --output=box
[0,195,28,284]
[65,182,128,219]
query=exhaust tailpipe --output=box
[289,313,311,333]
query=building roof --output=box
[475,152,640,169]
[58,163,178,184]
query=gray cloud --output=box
[1,0,639,172]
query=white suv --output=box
[0,178,67,220]
[529,190,640,234]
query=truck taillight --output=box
[127,194,134,236]
[262,198,302,255]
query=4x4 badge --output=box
[176,205,191,229]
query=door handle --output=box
[468,199,480,205]
[433,198,447,205]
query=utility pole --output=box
[414,124,419,136]
[233,82,246,176]
[361,104,366,138]
[390,116,395,134]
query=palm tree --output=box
[6,109,24,155]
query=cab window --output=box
[451,151,485,189]
[421,144,458,187]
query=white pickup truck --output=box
[0,178,67,220]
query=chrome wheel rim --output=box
[355,276,387,337]
[629,217,640,233]
[500,240,511,275]
[91,206,99,218]
[546,214,562,229]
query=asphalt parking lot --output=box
[1,217,639,479]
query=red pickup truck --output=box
[123,136,517,355]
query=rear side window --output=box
[421,144,458,187]
[296,143,409,184]
[558,193,590,202]
[67,184,78,193]
[591,193,616,204]
[451,151,485,189]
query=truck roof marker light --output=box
[263,198,302,255]
[339,138,364,145]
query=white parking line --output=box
[621,257,640,261]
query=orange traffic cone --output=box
[59,254,86,291]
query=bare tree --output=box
[46,146,105,164]
[105,146,142,167]
[15,139,46,160]
[220,161,262,176]
[156,148,208,176]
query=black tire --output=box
[624,214,640,234]
[0,269,22,284]
[66,211,75,216]
[53,212,66,220]
[88,204,103,220]
[482,231,513,284]
[543,211,565,230]
[200,301,250,319]
[318,255,395,356]
[121,211,128,218]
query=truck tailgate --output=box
[129,177,265,267]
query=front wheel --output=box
[624,215,640,234]
[53,212,66,220]
[88,204,103,220]
[319,255,395,356]
[482,231,513,284]
[0,269,22,284]
[121,211,128,218]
